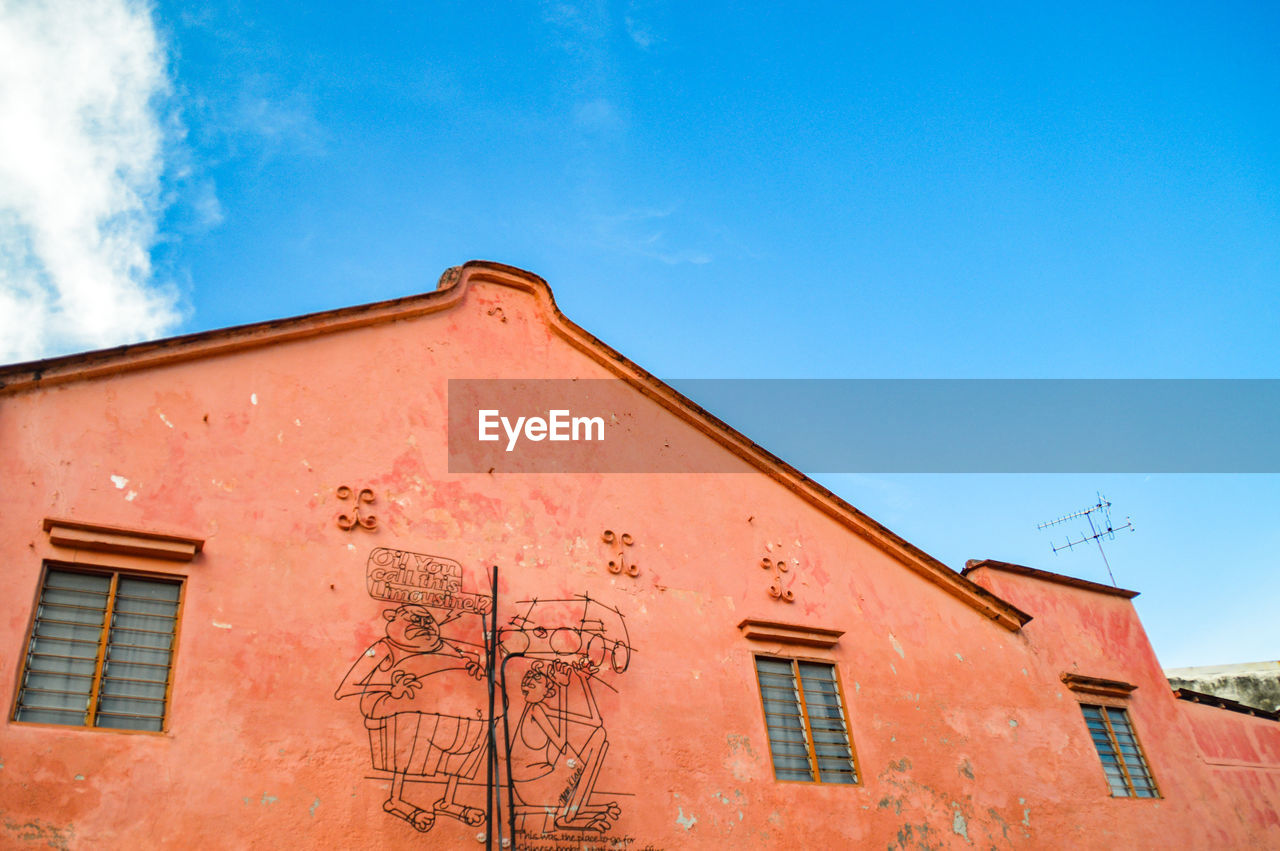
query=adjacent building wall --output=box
[1167,661,1280,714]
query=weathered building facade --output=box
[1,262,1277,849]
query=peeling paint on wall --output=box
[2,815,74,850]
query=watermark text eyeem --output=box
[478,409,605,452]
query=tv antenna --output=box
[1036,493,1134,586]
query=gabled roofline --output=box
[962,559,1139,599]
[0,265,472,392]
[0,261,1032,631]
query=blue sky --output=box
[1,1,1277,668]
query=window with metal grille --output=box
[1081,704,1158,797]
[754,656,858,784]
[13,566,183,732]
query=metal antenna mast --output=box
[1036,493,1134,586]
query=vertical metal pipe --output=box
[487,565,499,850]
[500,651,527,849]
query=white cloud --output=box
[589,205,713,265]
[0,0,183,364]
[625,1,663,50]
[573,97,623,132]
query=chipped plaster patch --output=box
[125,491,137,502]
[310,798,320,817]
[212,621,232,629]
[952,806,969,841]
[110,475,128,489]
[1,817,74,849]
[157,411,174,428]
[889,633,905,658]
[260,794,277,805]
[250,393,258,405]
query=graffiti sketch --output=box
[499,595,631,836]
[336,549,491,833]
[510,659,618,831]
[337,548,635,845]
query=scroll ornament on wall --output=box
[761,546,797,603]
[337,486,377,531]
[602,530,639,577]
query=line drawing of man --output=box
[509,658,620,833]
[336,604,488,833]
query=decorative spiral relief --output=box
[337,486,377,531]
[602,529,639,577]
[761,555,796,603]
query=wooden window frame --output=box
[10,561,187,735]
[753,653,861,786]
[1079,703,1160,799]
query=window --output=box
[1081,704,1158,798]
[13,566,183,732]
[754,656,858,784]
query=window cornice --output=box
[738,618,843,648]
[43,518,204,562]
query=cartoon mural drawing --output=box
[337,549,635,846]
[499,595,631,837]
[336,548,493,834]
[510,659,618,831]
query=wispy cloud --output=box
[225,82,324,163]
[0,0,183,364]
[591,205,712,265]
[170,9,327,184]
[541,0,610,59]
[573,97,625,133]
[624,0,663,50]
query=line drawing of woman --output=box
[335,604,488,833]
[509,658,620,833]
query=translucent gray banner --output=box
[448,379,1280,473]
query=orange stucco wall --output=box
[1,264,1277,849]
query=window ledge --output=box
[43,518,204,562]
[738,618,843,648]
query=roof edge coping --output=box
[963,559,1139,599]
